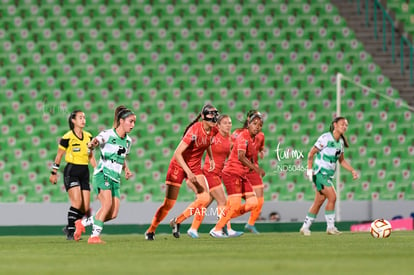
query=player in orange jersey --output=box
[145,104,219,240]
[209,112,265,238]
[186,114,243,238]
[244,110,265,234]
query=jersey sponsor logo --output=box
[117,146,126,155]
[73,148,81,152]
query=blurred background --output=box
[1,0,413,226]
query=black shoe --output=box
[66,232,74,241]
[62,226,68,236]
[170,218,180,238]
[145,232,155,241]
[63,226,75,240]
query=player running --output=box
[209,111,265,238]
[145,104,219,240]
[300,116,358,236]
[74,106,135,244]
[186,114,243,238]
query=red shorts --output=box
[246,171,264,188]
[204,173,223,191]
[165,161,186,187]
[166,161,204,187]
[222,172,254,196]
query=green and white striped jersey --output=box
[313,132,344,177]
[94,129,132,182]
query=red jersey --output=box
[252,132,265,165]
[203,131,231,176]
[170,122,217,173]
[223,128,256,177]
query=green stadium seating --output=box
[0,0,412,203]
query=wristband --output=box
[51,171,57,175]
[52,163,60,170]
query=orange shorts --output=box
[222,172,254,196]
[204,173,223,191]
[246,171,264,188]
[166,161,203,187]
[165,161,187,187]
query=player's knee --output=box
[245,196,258,212]
[163,198,176,211]
[228,196,242,210]
[196,192,210,205]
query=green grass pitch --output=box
[0,231,412,274]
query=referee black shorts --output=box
[63,163,91,192]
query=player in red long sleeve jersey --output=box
[145,104,219,240]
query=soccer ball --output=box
[370,219,392,238]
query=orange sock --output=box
[147,198,176,233]
[176,192,210,224]
[248,197,264,226]
[214,196,241,231]
[231,196,258,219]
[190,207,206,230]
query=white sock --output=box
[82,216,93,227]
[91,224,102,237]
[325,212,335,229]
[302,214,316,229]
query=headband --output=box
[248,112,263,124]
[121,111,135,119]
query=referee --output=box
[49,110,96,240]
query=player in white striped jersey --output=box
[74,106,136,244]
[300,117,358,236]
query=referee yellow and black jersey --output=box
[58,130,93,165]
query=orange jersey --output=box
[234,129,264,166]
[203,131,231,176]
[223,128,256,177]
[252,132,265,165]
[170,122,217,173]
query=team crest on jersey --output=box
[104,181,110,187]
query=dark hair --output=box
[113,105,127,128]
[330,116,349,148]
[242,109,263,128]
[114,105,134,128]
[68,110,83,130]
[182,104,217,137]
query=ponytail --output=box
[330,116,349,148]
[114,105,134,128]
[68,110,82,130]
[183,113,202,137]
[183,104,218,136]
[113,105,127,128]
